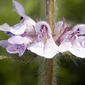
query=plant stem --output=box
[46,0,56,33]
[38,0,56,85]
[45,0,56,85]
[45,59,54,85]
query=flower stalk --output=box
[38,0,56,85]
[46,0,56,33]
[45,0,56,85]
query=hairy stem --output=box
[46,0,56,33]
[45,59,54,85]
[38,0,56,85]
[45,0,56,85]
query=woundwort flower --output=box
[0,0,85,58]
[59,24,85,58]
[0,0,37,56]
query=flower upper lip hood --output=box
[12,0,36,34]
[35,21,52,34]
[12,0,26,17]
[0,0,85,58]
[0,0,36,35]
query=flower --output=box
[0,0,36,35]
[0,0,37,56]
[0,0,85,59]
[28,21,59,58]
[0,0,59,58]
[59,24,85,58]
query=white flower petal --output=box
[69,47,85,58]
[8,36,32,44]
[10,20,26,35]
[28,41,44,56]
[12,0,26,17]
[25,17,36,33]
[43,36,59,58]
[0,23,10,31]
[59,42,71,53]
[28,36,59,58]
[69,41,85,58]
[59,41,85,58]
[0,18,36,35]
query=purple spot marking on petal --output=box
[40,25,48,34]
[39,24,50,39]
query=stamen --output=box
[55,25,73,45]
